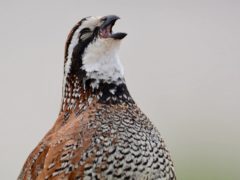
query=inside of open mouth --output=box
[99,24,113,38]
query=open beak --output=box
[99,15,127,40]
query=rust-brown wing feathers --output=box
[19,102,101,179]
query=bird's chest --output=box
[78,107,163,179]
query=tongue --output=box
[100,25,111,38]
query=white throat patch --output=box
[82,38,124,87]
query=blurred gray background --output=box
[0,0,239,179]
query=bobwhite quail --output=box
[18,15,176,180]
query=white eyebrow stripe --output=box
[64,17,100,79]
[62,17,101,102]
[64,26,82,77]
[62,25,83,101]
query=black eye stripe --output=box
[80,28,91,34]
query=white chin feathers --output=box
[82,38,124,85]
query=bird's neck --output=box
[61,74,134,113]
